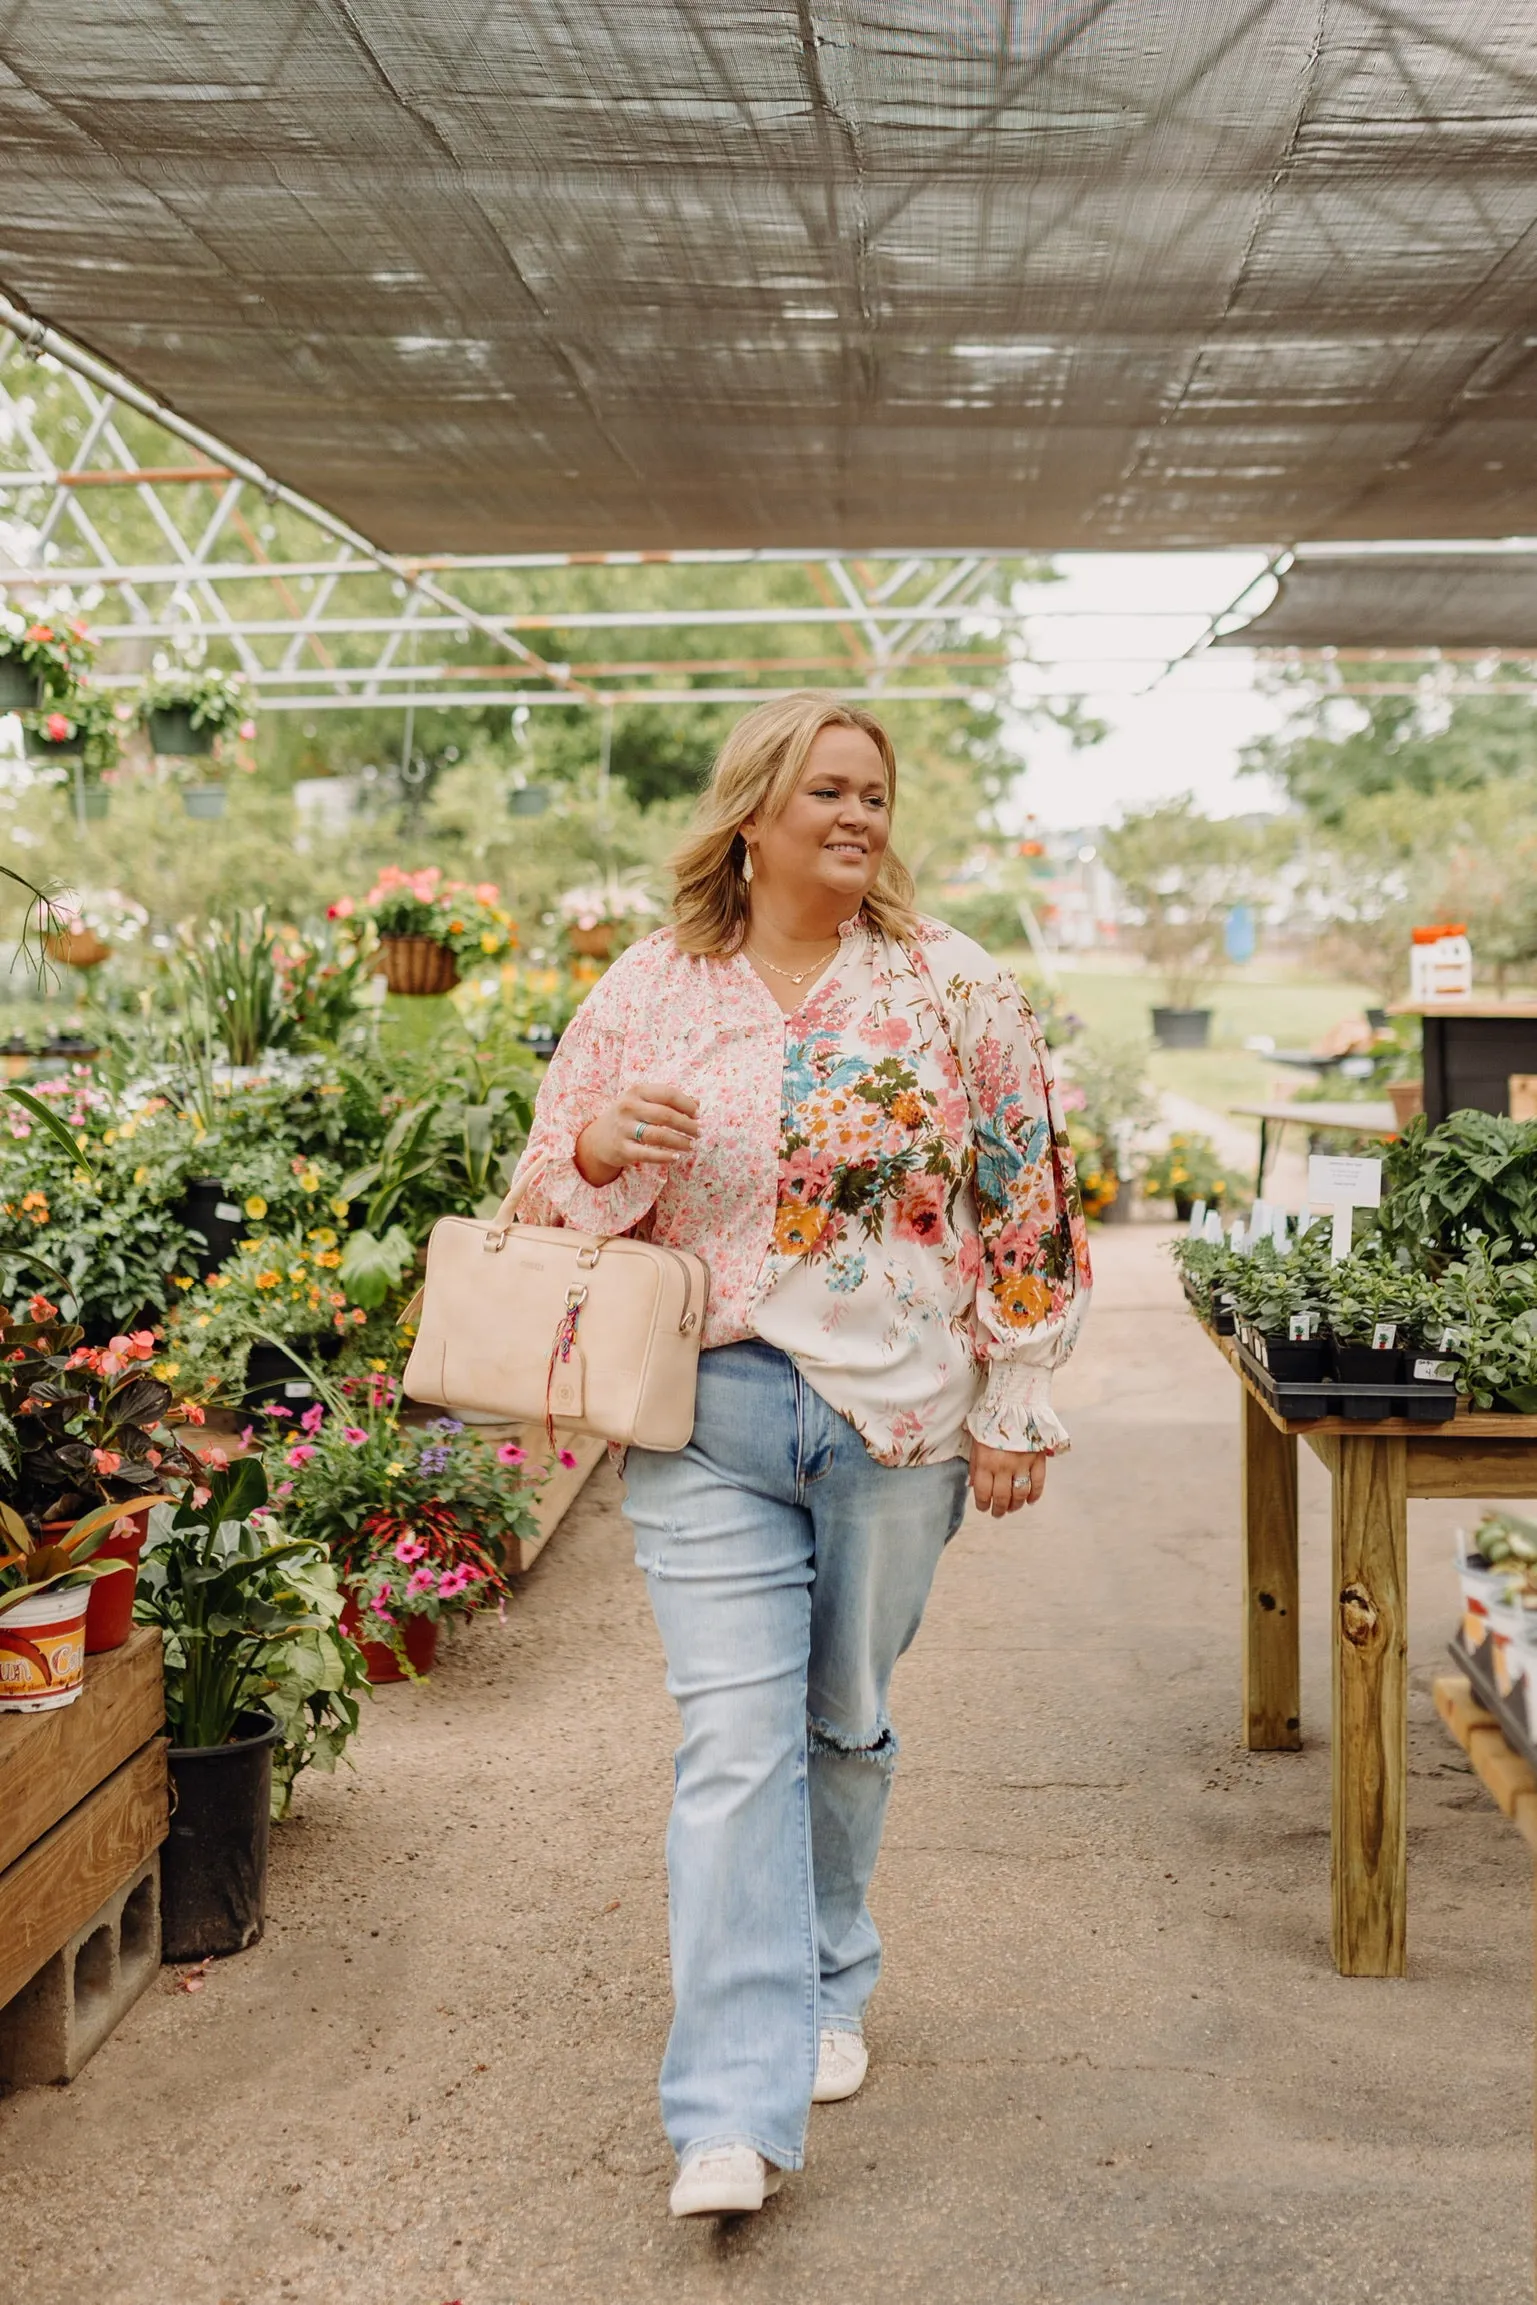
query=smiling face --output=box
[741,724,891,916]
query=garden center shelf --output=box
[1204,1323,1537,1979]
[0,1629,168,2085]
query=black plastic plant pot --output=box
[161,1708,280,1961]
[0,656,42,712]
[521,1023,561,1061]
[41,1034,99,1062]
[148,705,214,757]
[1332,1340,1401,1422]
[1150,1005,1212,1049]
[508,784,551,816]
[177,1177,246,1277]
[1258,1333,1329,1383]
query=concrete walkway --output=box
[1,1229,1530,2303]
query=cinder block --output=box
[0,1853,160,2088]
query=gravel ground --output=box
[0,1225,1529,2304]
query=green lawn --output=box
[1007,952,1382,1126]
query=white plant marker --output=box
[1271,1208,1290,1252]
[1252,1198,1271,1235]
[1187,1197,1207,1238]
[1203,1209,1225,1245]
[1307,1152,1383,1262]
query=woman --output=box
[515,691,1090,2217]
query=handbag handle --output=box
[483,1157,610,1255]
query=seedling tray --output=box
[1451,1628,1537,1772]
[1235,1336,1457,1424]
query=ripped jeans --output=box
[622,1339,968,2170]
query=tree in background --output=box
[1248,664,1537,995]
[1100,796,1291,1009]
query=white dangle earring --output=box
[740,844,754,884]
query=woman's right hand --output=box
[574,1081,700,1187]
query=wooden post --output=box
[1241,1386,1301,1750]
[1331,1433,1408,1976]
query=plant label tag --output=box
[1251,1199,1270,1234]
[1372,1321,1397,1350]
[1307,1154,1382,1208]
[1202,1210,1225,1244]
[1414,1357,1454,1381]
[1288,1312,1309,1341]
[1186,1198,1207,1237]
[1440,1326,1457,1353]
[1228,1220,1247,1252]
[215,1201,241,1222]
[283,1379,313,1398]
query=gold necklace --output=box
[746,941,840,987]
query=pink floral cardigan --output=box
[514,914,1091,1466]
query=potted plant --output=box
[1322,1256,1422,1416]
[162,1230,364,1409]
[558,875,658,961]
[261,1379,531,1682]
[1,1304,203,1652]
[0,1497,163,1712]
[135,1456,343,1956]
[340,868,516,996]
[1141,1132,1244,1222]
[1100,798,1284,1047]
[139,664,253,762]
[1229,1245,1330,1382]
[0,613,95,714]
[39,887,148,970]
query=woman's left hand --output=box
[968,1442,1048,1518]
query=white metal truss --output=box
[0,301,1050,715]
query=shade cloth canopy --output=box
[1217,549,1537,651]
[4,2,1537,553]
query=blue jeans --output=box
[622,1339,968,2171]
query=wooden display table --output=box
[1230,1099,1397,1196]
[1213,1328,1537,1976]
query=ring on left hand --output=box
[634,1122,647,1143]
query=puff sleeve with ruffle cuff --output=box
[966,1360,1074,1457]
[509,986,665,1240]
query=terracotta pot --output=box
[567,922,615,960]
[1388,1078,1424,1128]
[379,935,460,997]
[339,1588,440,1683]
[44,927,111,969]
[84,1505,152,1653]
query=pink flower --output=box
[437,1566,474,1599]
[299,1402,325,1436]
[954,1229,983,1285]
[286,1444,317,1467]
[327,897,355,920]
[123,1331,156,1361]
[265,1404,292,1420]
[495,1442,527,1467]
[892,1176,947,1246]
[782,1146,835,1206]
[45,710,71,742]
[473,881,500,904]
[342,1425,367,1446]
[272,1480,294,1499]
[557,1447,577,1470]
[27,1293,56,1322]
[394,1536,427,1564]
[864,1014,912,1052]
[197,1445,230,1471]
[404,1567,435,1597]
[1057,1082,1087,1113]
[238,1425,254,1448]
[238,717,258,741]
[91,1446,122,1476]
[375,1580,392,1603]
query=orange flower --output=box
[890,1091,927,1130]
[773,1202,829,1257]
[990,1271,1052,1328]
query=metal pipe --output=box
[0,296,596,699]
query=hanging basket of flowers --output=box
[138,664,255,761]
[38,889,148,971]
[0,612,96,715]
[559,877,659,961]
[336,868,516,997]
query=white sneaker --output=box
[669,2144,784,2217]
[813,2027,869,2102]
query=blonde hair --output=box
[671,691,919,956]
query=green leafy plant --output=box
[251,1541,367,1818]
[0,1493,164,1620]
[138,664,252,737]
[134,1458,339,1748]
[174,910,290,1068]
[3,614,96,696]
[1141,1132,1245,1210]
[1380,1112,1537,1266]
[163,1230,362,1402]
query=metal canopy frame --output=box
[0,305,1043,716]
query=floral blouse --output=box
[513,914,1091,1466]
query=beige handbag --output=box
[402,1166,709,1451]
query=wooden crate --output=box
[0,1628,168,2011]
